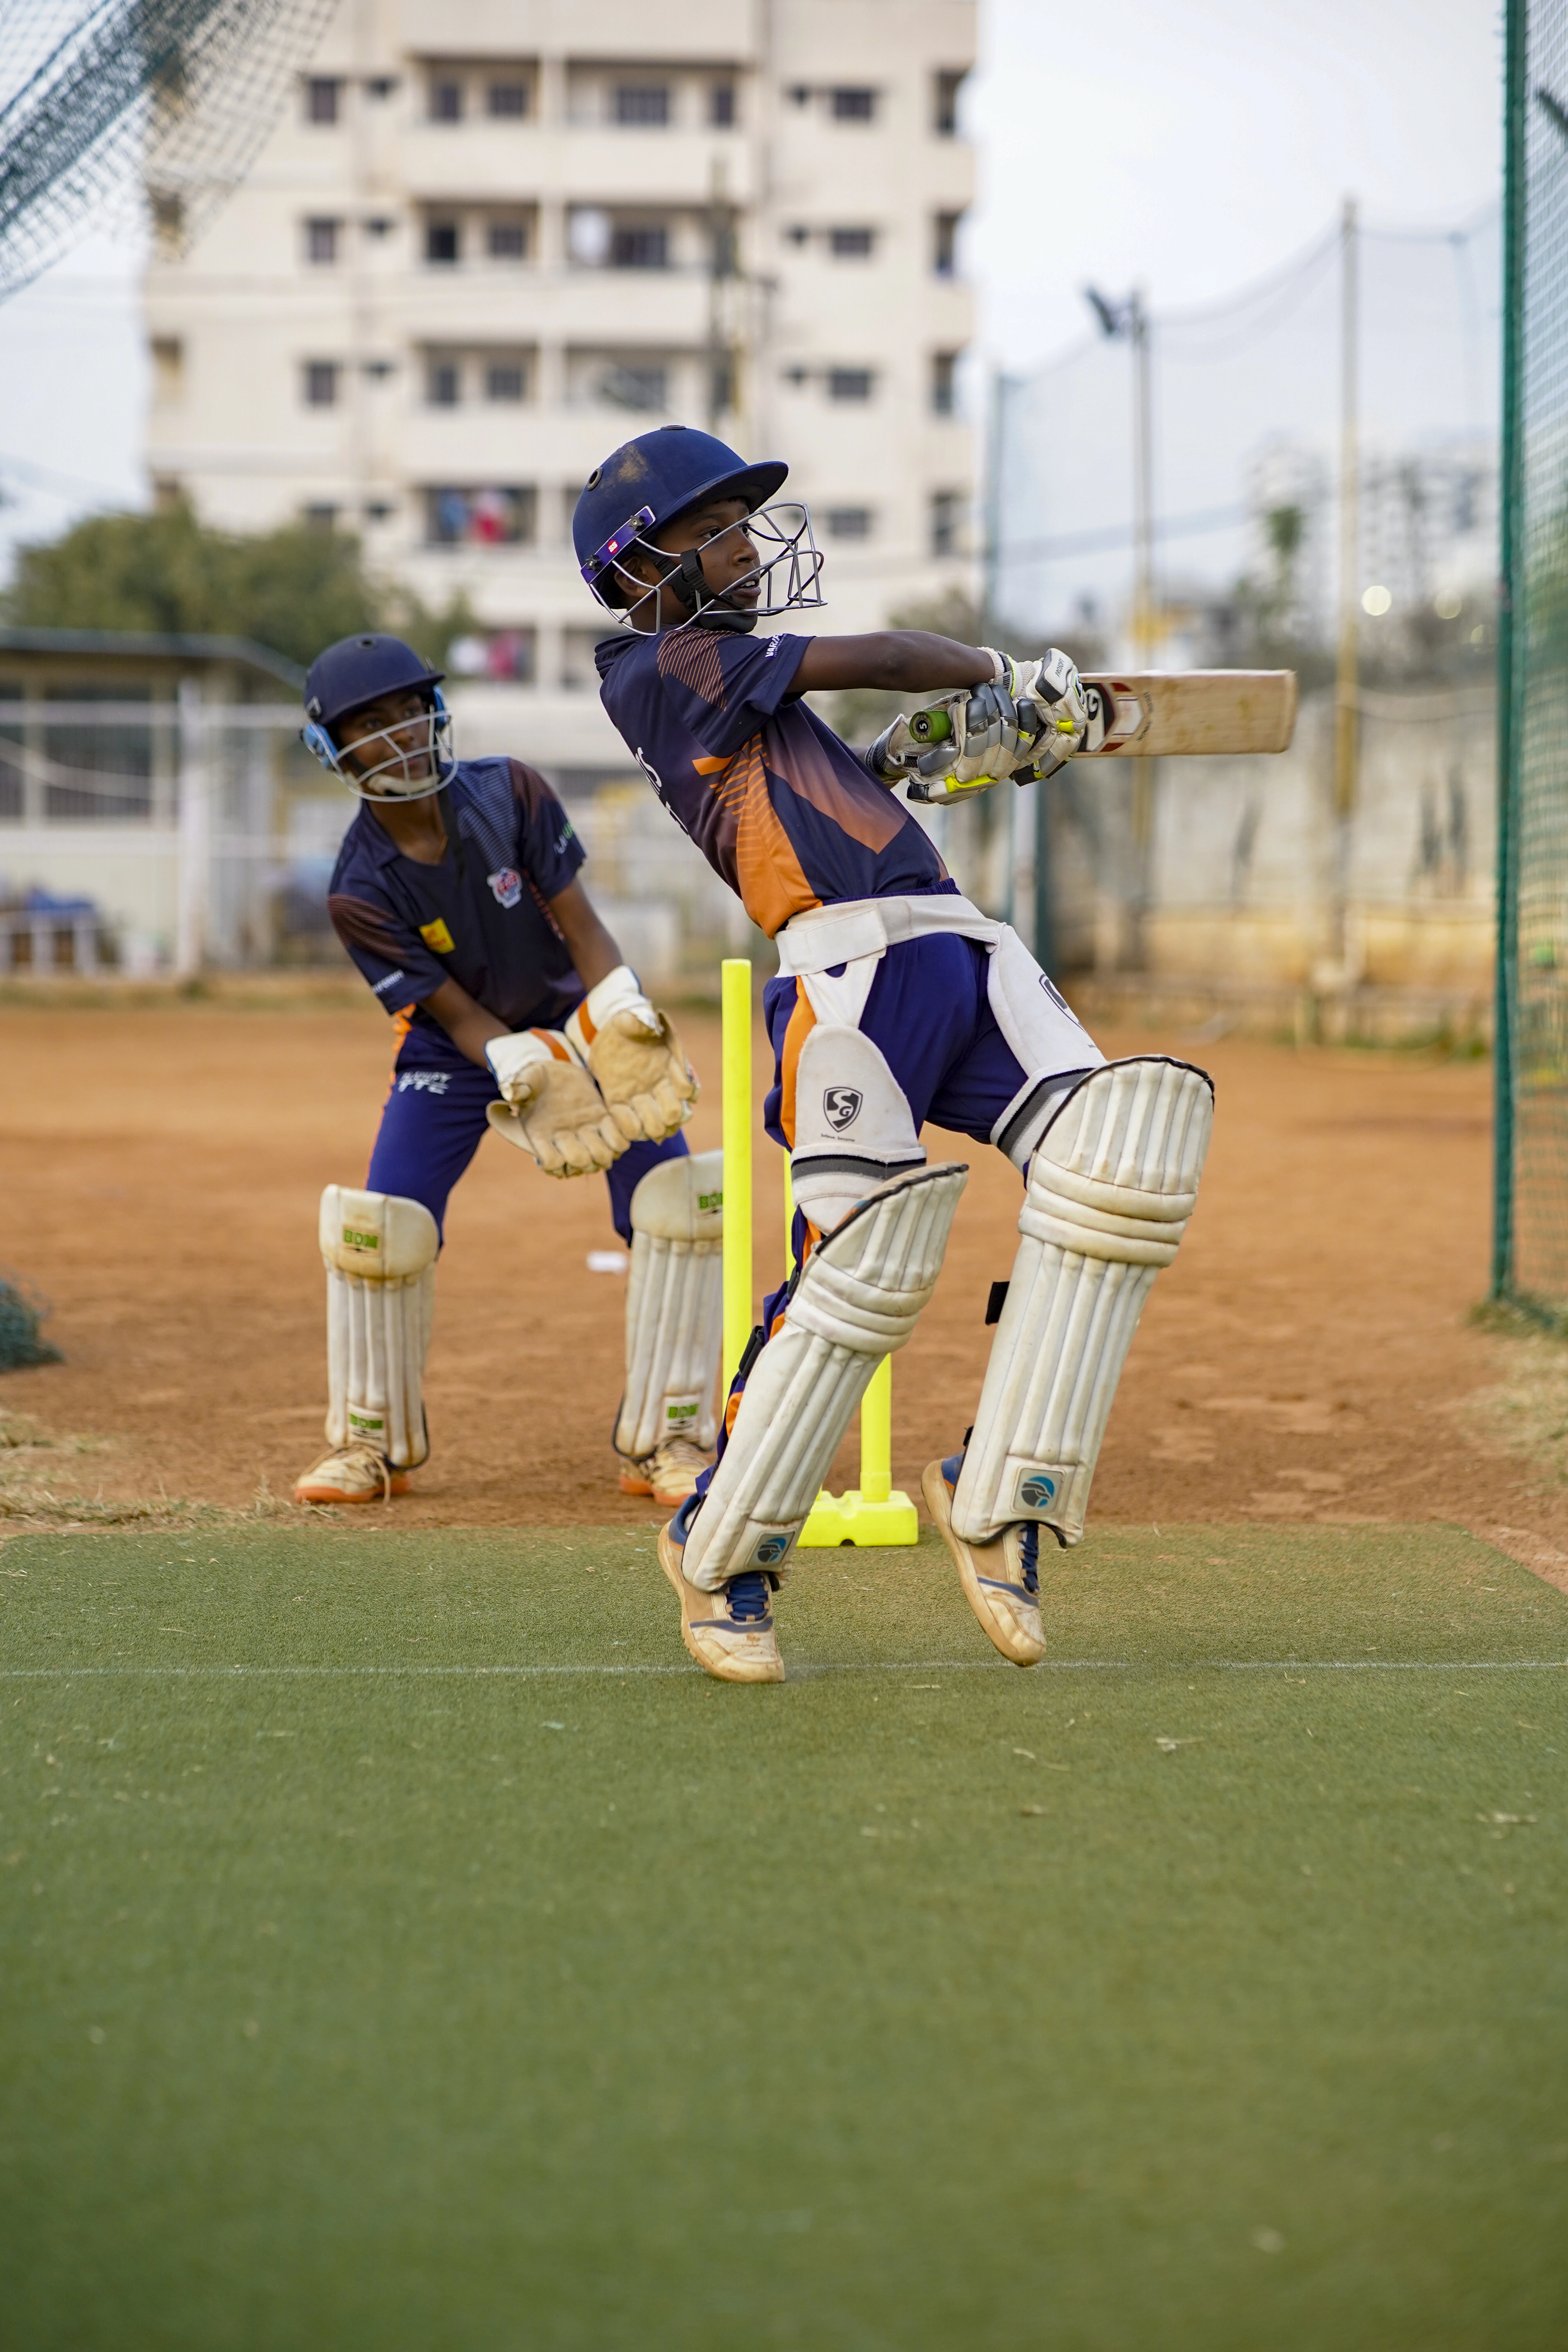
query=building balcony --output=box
[399,124,757,205]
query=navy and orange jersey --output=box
[594,625,946,937]
[327,757,586,1068]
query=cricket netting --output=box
[1496,0,1568,1313]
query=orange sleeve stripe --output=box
[530,1029,572,1061]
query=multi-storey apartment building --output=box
[143,0,977,782]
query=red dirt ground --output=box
[1,990,1561,1578]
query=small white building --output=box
[142,0,978,785]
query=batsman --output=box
[573,426,1214,1683]
[290,630,724,1512]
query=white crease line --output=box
[0,1660,1564,1680]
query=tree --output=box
[1,500,470,672]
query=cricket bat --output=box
[901,670,1297,798]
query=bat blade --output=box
[1078,671,1297,758]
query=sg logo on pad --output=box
[823,1087,863,1131]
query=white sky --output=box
[967,0,1502,358]
[0,0,1507,583]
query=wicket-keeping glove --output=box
[565,965,698,1146]
[484,1029,627,1178]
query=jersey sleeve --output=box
[652,627,810,758]
[509,760,587,899]
[327,882,450,1013]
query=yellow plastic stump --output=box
[724,967,917,1548]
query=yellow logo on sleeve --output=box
[419,917,455,954]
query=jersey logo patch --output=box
[487,867,523,909]
[419,917,455,953]
[823,1086,863,1131]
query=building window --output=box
[425,485,536,546]
[426,220,460,264]
[430,78,463,122]
[426,359,461,406]
[486,362,525,402]
[615,84,670,125]
[825,507,872,540]
[305,77,340,125]
[829,226,875,258]
[488,80,528,118]
[303,503,339,530]
[150,336,183,399]
[710,81,736,126]
[303,360,339,407]
[934,212,961,276]
[931,491,962,557]
[931,351,957,416]
[829,87,876,120]
[610,223,668,269]
[599,362,667,411]
[304,218,340,265]
[828,368,873,402]
[487,219,526,260]
[933,70,965,134]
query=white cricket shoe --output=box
[658,1511,784,1684]
[618,1436,711,1507]
[293,1440,411,1506]
[923,1455,1046,1668]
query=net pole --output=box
[1332,194,1360,974]
[1493,0,1528,1301]
[720,958,752,1389]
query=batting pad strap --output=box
[616,1151,724,1458]
[681,1163,968,1590]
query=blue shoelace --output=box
[726,1572,771,1623]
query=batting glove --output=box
[565,965,698,1146]
[484,1029,627,1177]
[1007,648,1090,777]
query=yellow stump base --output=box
[798,1487,920,1547]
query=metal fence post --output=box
[1493,0,1527,1300]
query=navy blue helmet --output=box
[301,633,454,800]
[572,425,821,633]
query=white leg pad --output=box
[319,1186,439,1470]
[789,1023,926,1235]
[616,1150,725,1458]
[683,1163,968,1590]
[951,1059,1214,1547]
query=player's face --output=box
[647,497,762,619]
[338,689,435,784]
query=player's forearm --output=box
[791,632,993,695]
[422,977,509,1070]
[546,879,623,992]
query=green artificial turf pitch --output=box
[2,1520,1566,2350]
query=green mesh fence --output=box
[1497,0,1568,1312]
